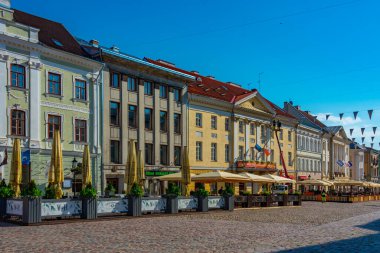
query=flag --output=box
[362,137,365,143]
[326,114,330,120]
[361,128,365,135]
[22,149,30,166]
[373,127,377,135]
[353,111,358,120]
[337,160,344,167]
[263,149,271,156]
[368,110,373,120]
[339,113,344,120]
[254,144,262,152]
[347,161,353,167]
[371,143,374,148]
[350,129,354,136]
[352,138,356,142]
[371,136,375,142]
[0,149,7,166]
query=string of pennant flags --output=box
[323,109,379,121]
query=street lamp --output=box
[71,157,78,197]
[272,119,289,178]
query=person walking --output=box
[321,190,327,204]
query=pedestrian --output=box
[321,190,327,204]
[218,186,224,195]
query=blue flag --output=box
[255,144,262,152]
[336,160,344,167]
[22,150,30,165]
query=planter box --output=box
[105,190,115,198]
[278,194,288,206]
[197,196,208,212]
[234,195,248,208]
[19,197,41,225]
[293,195,302,206]
[81,198,97,220]
[165,196,178,214]
[128,196,142,216]
[0,198,6,219]
[223,196,234,211]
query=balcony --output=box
[235,160,277,173]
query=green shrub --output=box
[294,190,302,195]
[44,184,57,199]
[105,183,116,192]
[21,180,42,198]
[261,190,271,196]
[0,180,14,198]
[222,185,234,197]
[129,182,143,197]
[165,183,180,197]
[80,183,97,198]
[239,190,251,196]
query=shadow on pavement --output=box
[278,219,380,252]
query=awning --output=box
[192,171,251,183]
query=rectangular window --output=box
[211,116,217,130]
[11,64,25,89]
[75,119,87,142]
[159,85,167,98]
[110,140,120,163]
[225,144,230,162]
[225,118,230,131]
[173,88,181,102]
[145,143,154,165]
[250,123,255,135]
[261,125,265,138]
[160,145,168,165]
[160,111,168,132]
[144,81,153,95]
[128,77,137,91]
[279,129,283,140]
[10,110,25,136]
[110,102,120,126]
[288,130,292,142]
[174,113,181,134]
[128,105,137,128]
[211,143,217,161]
[250,147,255,160]
[288,152,292,166]
[195,113,202,127]
[239,121,244,133]
[47,115,61,139]
[48,72,61,95]
[174,146,181,166]
[238,146,244,160]
[75,79,87,100]
[144,108,153,130]
[196,141,202,161]
[111,72,120,88]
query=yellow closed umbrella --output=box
[82,145,91,187]
[9,138,22,197]
[154,172,196,181]
[51,129,63,199]
[181,147,191,196]
[124,140,137,193]
[136,150,145,186]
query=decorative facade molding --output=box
[41,101,91,114]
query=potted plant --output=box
[44,183,57,199]
[260,190,271,207]
[105,183,116,198]
[0,179,14,219]
[20,180,42,224]
[80,183,97,220]
[163,183,180,214]
[128,182,143,217]
[222,185,234,211]
[292,191,302,206]
[194,185,209,212]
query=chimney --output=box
[191,70,199,75]
[289,100,294,105]
[0,0,11,9]
[89,39,99,48]
[110,45,119,52]
[206,75,215,79]
[295,105,301,110]
[305,110,310,114]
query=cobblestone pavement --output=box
[1,201,380,252]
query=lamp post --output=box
[71,157,78,197]
[272,119,289,178]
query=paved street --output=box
[1,201,380,252]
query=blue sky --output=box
[12,0,380,147]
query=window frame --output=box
[225,118,230,131]
[111,72,121,88]
[211,143,217,161]
[250,123,255,135]
[10,64,26,89]
[47,114,62,139]
[174,113,181,134]
[239,121,244,133]
[127,77,137,92]
[173,88,181,102]
[144,108,153,130]
[160,111,168,132]
[195,113,202,127]
[128,104,138,128]
[145,143,154,165]
[211,115,217,130]
[159,85,168,99]
[75,79,87,101]
[110,101,121,126]
[160,145,168,165]
[110,140,121,164]
[10,109,26,136]
[144,81,153,96]
[74,119,87,142]
[196,141,203,161]
[47,72,62,96]
[225,144,230,162]
[174,146,181,166]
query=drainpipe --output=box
[96,62,105,195]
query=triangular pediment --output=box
[236,92,275,115]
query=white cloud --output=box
[315,113,362,126]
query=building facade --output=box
[350,142,365,181]
[325,126,350,179]
[364,148,379,182]
[0,3,103,192]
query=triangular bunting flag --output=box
[352,138,356,142]
[353,111,358,120]
[371,136,375,142]
[371,143,374,148]
[373,127,377,135]
[361,128,365,135]
[350,129,354,136]
[339,113,344,120]
[326,114,330,120]
[368,110,373,120]
[362,137,365,143]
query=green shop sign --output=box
[145,171,177,177]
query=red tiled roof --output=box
[264,99,296,119]
[297,109,326,129]
[13,9,87,57]
[145,58,256,103]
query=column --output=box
[121,76,129,163]
[232,118,239,163]
[181,85,188,148]
[244,121,249,160]
[138,80,145,153]
[0,49,8,144]
[29,53,41,148]
[168,87,174,165]
[154,84,160,165]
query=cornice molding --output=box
[41,101,91,114]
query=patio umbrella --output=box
[239,172,275,183]
[297,179,333,187]
[124,140,137,194]
[51,129,63,199]
[332,179,364,186]
[192,171,251,183]
[154,172,196,181]
[136,150,145,186]
[82,145,91,188]
[181,146,191,196]
[9,138,22,197]
[262,174,295,184]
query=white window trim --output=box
[45,69,64,97]
[7,60,30,90]
[44,112,64,140]
[72,76,90,103]
[6,106,29,138]
[72,116,89,144]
